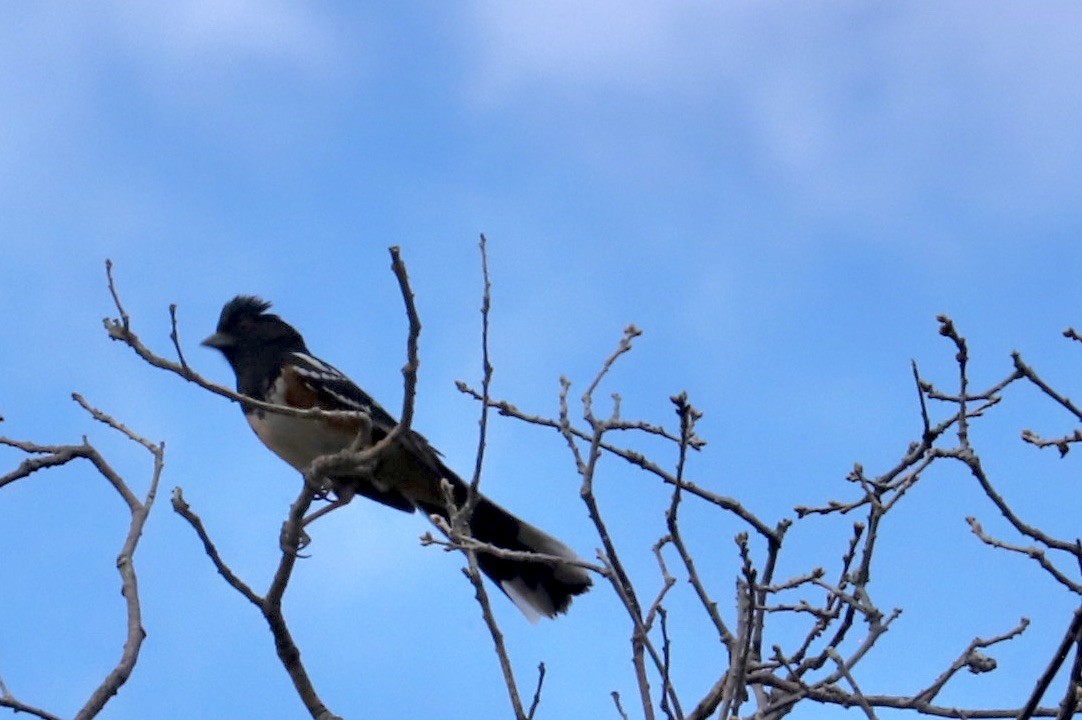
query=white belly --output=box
[246,410,352,473]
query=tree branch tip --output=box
[965,649,997,674]
[170,486,188,509]
[103,317,125,339]
[419,530,443,548]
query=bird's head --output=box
[202,296,307,370]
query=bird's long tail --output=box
[468,497,593,622]
[420,486,592,622]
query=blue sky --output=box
[3,2,1082,718]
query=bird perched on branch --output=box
[202,295,592,621]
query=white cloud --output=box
[466,3,1082,232]
[469,1,678,93]
[104,0,343,74]
[0,1,348,183]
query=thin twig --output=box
[1014,352,1082,422]
[966,517,1082,595]
[0,680,63,720]
[451,235,527,719]
[420,529,607,576]
[526,663,547,720]
[387,246,422,436]
[1054,624,1082,720]
[171,488,263,605]
[914,617,1028,704]
[827,648,879,720]
[912,359,932,442]
[104,259,130,330]
[1018,608,1082,720]
[611,691,630,720]
[468,232,494,502]
[168,303,190,372]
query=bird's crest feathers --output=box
[216,295,276,332]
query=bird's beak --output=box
[201,332,234,349]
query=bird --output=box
[202,295,592,621]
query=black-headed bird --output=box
[202,296,592,621]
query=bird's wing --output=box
[287,351,456,503]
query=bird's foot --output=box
[280,522,312,557]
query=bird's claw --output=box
[280,522,312,557]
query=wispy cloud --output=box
[0,1,349,196]
[466,3,1082,236]
[467,1,699,96]
[106,0,343,74]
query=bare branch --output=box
[0,674,64,720]
[462,552,527,718]
[467,232,494,502]
[912,359,932,442]
[387,246,422,436]
[645,536,677,633]
[168,303,190,372]
[966,518,1082,594]
[1020,428,1082,457]
[1,395,163,720]
[75,400,164,720]
[827,647,879,720]
[1018,608,1082,720]
[955,446,1082,558]
[423,235,534,719]
[611,691,630,720]
[104,259,130,330]
[915,617,1029,705]
[1014,351,1082,423]
[526,663,546,720]
[420,527,608,576]
[0,684,62,720]
[1054,625,1082,720]
[171,488,263,606]
[936,314,972,448]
